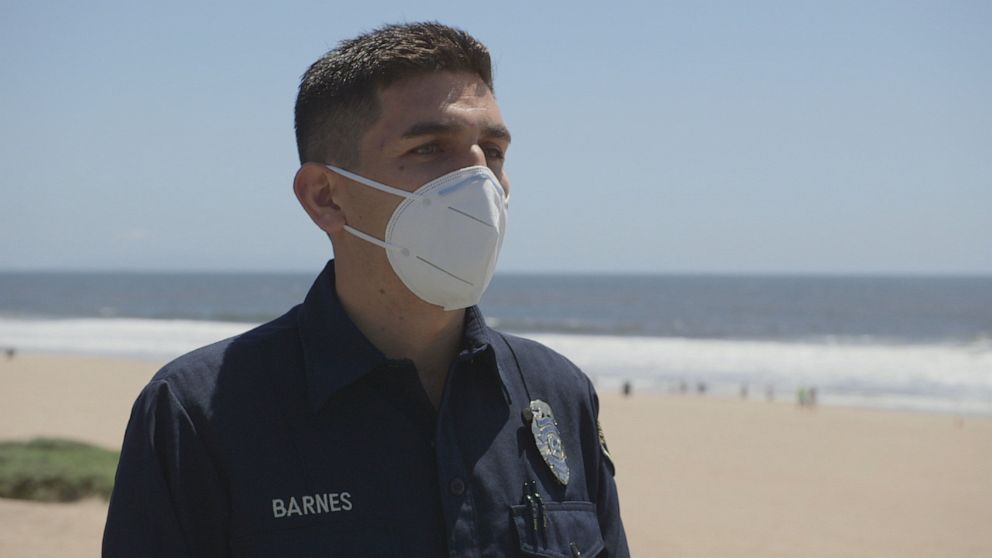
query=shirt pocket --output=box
[510,501,605,558]
[230,519,399,558]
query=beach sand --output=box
[1,353,990,557]
[0,353,156,450]
[600,393,992,557]
[0,353,159,558]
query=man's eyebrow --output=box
[399,121,512,144]
[400,121,458,139]
[483,123,512,144]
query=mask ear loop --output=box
[325,164,415,255]
[325,164,415,199]
[342,224,410,256]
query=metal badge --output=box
[527,400,569,485]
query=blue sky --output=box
[1,0,989,274]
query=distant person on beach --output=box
[103,22,628,557]
[797,386,818,409]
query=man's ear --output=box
[294,163,346,234]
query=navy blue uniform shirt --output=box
[103,261,629,557]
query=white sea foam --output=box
[525,332,992,415]
[1,318,989,415]
[0,317,251,362]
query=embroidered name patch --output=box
[272,492,352,518]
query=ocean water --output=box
[1,271,990,415]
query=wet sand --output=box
[1,353,990,557]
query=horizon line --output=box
[1,267,990,279]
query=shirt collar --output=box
[297,260,511,413]
[463,305,514,406]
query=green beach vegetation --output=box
[0,438,119,502]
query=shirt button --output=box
[449,477,466,496]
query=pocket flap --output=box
[511,501,605,558]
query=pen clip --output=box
[532,488,548,529]
[522,482,539,534]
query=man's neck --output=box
[333,258,464,408]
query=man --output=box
[104,22,628,557]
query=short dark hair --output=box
[294,22,494,168]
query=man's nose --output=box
[454,144,488,169]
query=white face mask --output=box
[326,164,508,311]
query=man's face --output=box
[338,71,511,242]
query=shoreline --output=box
[4,348,988,418]
[589,375,992,418]
[3,325,990,418]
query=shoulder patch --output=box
[597,419,614,463]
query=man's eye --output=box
[484,147,505,161]
[412,143,439,155]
